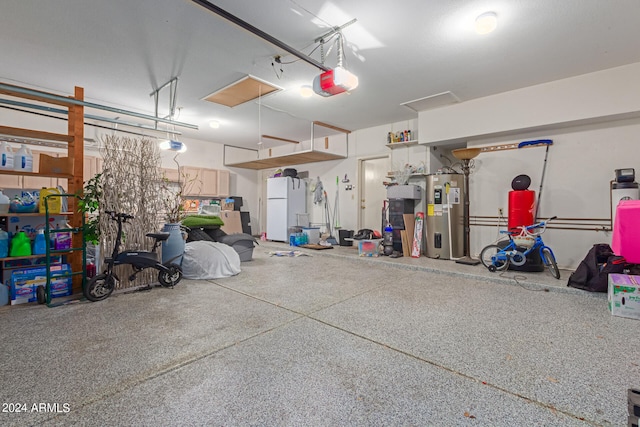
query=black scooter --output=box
[83,211,183,302]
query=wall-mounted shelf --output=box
[385,140,419,149]
[386,172,429,179]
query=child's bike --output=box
[479,216,560,279]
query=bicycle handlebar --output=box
[104,211,135,221]
[507,216,556,236]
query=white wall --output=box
[418,62,640,145]
[419,62,640,269]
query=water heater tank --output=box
[425,173,464,259]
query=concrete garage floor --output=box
[0,241,638,426]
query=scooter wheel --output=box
[158,263,183,287]
[36,285,46,304]
[84,273,115,302]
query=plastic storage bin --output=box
[357,239,382,257]
[302,228,320,245]
[218,233,257,262]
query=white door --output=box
[267,176,289,199]
[266,198,288,241]
[359,156,390,231]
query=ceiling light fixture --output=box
[159,139,187,153]
[209,120,220,128]
[475,12,497,35]
[300,85,314,98]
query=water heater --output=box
[425,173,464,259]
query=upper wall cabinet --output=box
[161,166,230,198]
[83,155,103,183]
[217,170,230,198]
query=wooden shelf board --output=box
[0,169,72,179]
[313,121,351,134]
[225,150,347,170]
[0,212,74,217]
[0,126,73,142]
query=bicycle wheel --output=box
[158,263,183,287]
[84,273,115,302]
[480,244,509,271]
[541,247,560,279]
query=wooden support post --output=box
[325,137,329,149]
[69,86,84,294]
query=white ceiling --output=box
[2,0,640,150]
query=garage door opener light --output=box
[159,139,187,153]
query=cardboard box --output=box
[182,199,200,213]
[608,274,640,320]
[38,153,74,175]
[221,198,235,211]
[357,239,382,257]
[219,210,243,235]
[10,264,72,305]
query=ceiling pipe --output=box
[0,98,182,135]
[0,82,198,130]
[190,0,330,72]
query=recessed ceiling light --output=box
[300,85,314,98]
[209,120,220,129]
[475,12,497,35]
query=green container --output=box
[10,232,32,257]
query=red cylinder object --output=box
[508,190,535,230]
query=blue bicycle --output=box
[479,216,560,279]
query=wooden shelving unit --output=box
[0,83,85,295]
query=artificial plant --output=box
[78,172,103,244]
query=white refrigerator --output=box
[266,177,307,241]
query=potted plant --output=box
[78,172,103,274]
[158,164,198,264]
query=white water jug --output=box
[14,144,33,172]
[0,190,9,214]
[0,142,14,170]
